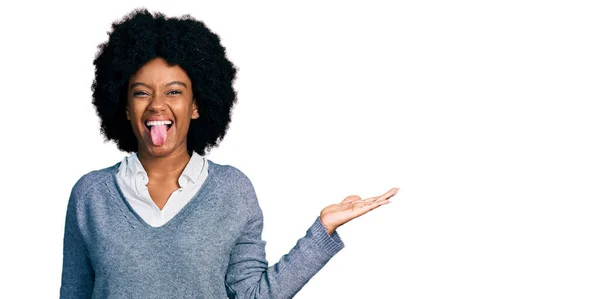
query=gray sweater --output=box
[60,160,345,298]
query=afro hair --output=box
[92,8,238,155]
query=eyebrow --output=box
[129,81,188,91]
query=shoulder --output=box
[207,159,254,189]
[207,160,261,220]
[206,160,258,208]
[70,162,120,199]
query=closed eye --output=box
[133,91,149,97]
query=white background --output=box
[1,1,599,298]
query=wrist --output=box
[320,217,337,236]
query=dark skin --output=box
[125,57,399,233]
[125,58,199,209]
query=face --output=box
[126,57,199,157]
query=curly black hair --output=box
[92,8,238,155]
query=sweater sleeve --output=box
[59,179,95,298]
[224,177,345,298]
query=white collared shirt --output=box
[116,151,208,227]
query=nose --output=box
[148,94,167,112]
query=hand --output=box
[320,187,399,236]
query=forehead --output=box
[129,58,191,85]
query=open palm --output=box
[320,187,399,235]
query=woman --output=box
[60,8,398,299]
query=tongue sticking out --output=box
[150,125,168,146]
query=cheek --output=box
[175,114,193,134]
[177,118,191,131]
[173,104,194,123]
[126,107,145,130]
[127,103,144,120]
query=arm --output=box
[59,183,95,298]
[223,167,397,299]
[225,209,344,299]
[223,172,344,299]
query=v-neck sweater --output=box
[60,160,345,299]
[116,151,208,227]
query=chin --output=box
[138,139,177,157]
[146,147,174,157]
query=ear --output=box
[126,105,131,120]
[192,99,199,119]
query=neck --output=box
[137,146,192,181]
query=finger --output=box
[366,199,391,211]
[341,195,361,204]
[350,201,372,212]
[380,187,399,200]
[363,188,399,203]
[355,198,390,209]
[350,199,390,217]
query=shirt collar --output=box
[126,153,148,180]
[180,151,205,185]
